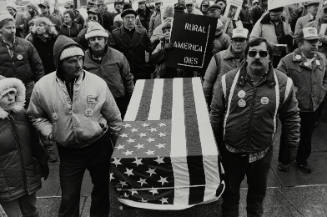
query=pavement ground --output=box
[3,108,327,217]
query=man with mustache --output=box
[28,35,122,217]
[210,37,300,217]
[84,21,134,118]
[277,27,327,174]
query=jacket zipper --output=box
[8,115,29,193]
[245,86,257,148]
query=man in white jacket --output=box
[27,35,122,217]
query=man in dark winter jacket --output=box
[0,13,44,105]
[111,8,153,81]
[210,37,300,217]
[84,21,134,118]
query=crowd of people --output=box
[0,0,326,217]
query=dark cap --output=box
[121,8,137,17]
[38,1,50,8]
[269,7,284,12]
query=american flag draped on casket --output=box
[110,77,225,210]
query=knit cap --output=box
[85,21,109,40]
[59,46,84,61]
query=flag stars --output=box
[146,168,156,177]
[158,132,166,137]
[109,173,115,182]
[124,150,133,156]
[120,133,128,138]
[112,158,122,167]
[137,178,147,186]
[134,143,144,149]
[132,157,143,166]
[142,123,150,127]
[139,133,147,137]
[149,188,159,195]
[119,181,128,187]
[130,190,138,196]
[159,123,166,127]
[147,137,155,143]
[123,123,131,128]
[156,143,166,149]
[154,156,165,164]
[124,168,134,177]
[157,176,168,186]
[145,150,155,155]
[149,128,157,132]
[141,198,148,203]
[115,144,125,150]
[127,138,135,143]
[160,197,169,204]
[131,128,138,133]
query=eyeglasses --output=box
[324,8,327,13]
[248,50,268,58]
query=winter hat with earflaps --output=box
[0,76,26,119]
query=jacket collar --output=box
[237,62,275,88]
[222,46,244,60]
[292,48,322,69]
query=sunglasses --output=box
[232,38,246,42]
[324,8,327,13]
[248,50,268,58]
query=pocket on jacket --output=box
[74,115,103,142]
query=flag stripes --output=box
[183,78,205,204]
[160,79,173,120]
[136,79,154,121]
[148,79,164,120]
[124,80,145,121]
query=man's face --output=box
[115,3,123,12]
[163,27,171,41]
[208,9,221,18]
[231,38,247,54]
[155,2,161,10]
[201,3,209,12]
[0,90,16,111]
[216,1,226,11]
[36,22,47,35]
[246,42,270,76]
[301,39,319,56]
[321,7,327,21]
[88,13,99,22]
[63,13,72,23]
[89,36,106,52]
[61,55,84,80]
[39,5,49,14]
[7,8,16,16]
[138,2,146,10]
[0,20,16,42]
[123,14,136,29]
[307,4,319,16]
[186,4,193,13]
[269,11,282,22]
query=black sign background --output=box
[166,12,217,71]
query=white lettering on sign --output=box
[183,57,199,65]
[184,23,207,34]
[173,41,203,52]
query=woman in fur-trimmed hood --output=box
[0,75,48,217]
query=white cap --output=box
[85,21,109,40]
[303,27,319,40]
[232,27,249,39]
[60,46,84,61]
[253,0,259,4]
[185,0,194,5]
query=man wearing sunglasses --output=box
[277,27,327,174]
[210,37,300,217]
[203,27,248,105]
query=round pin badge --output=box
[238,99,246,108]
[295,55,301,60]
[52,113,58,121]
[316,60,321,66]
[260,97,269,105]
[85,108,94,117]
[17,54,23,60]
[237,90,246,98]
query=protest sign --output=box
[224,0,243,20]
[166,13,217,71]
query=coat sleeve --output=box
[203,56,219,105]
[28,42,44,82]
[294,18,302,36]
[119,54,134,96]
[249,20,262,41]
[277,57,290,76]
[101,86,123,144]
[27,83,53,139]
[209,77,226,151]
[278,81,300,162]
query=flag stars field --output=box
[132,157,143,166]
[157,176,169,186]
[112,158,122,167]
[146,168,156,177]
[124,168,134,176]
[154,156,165,164]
